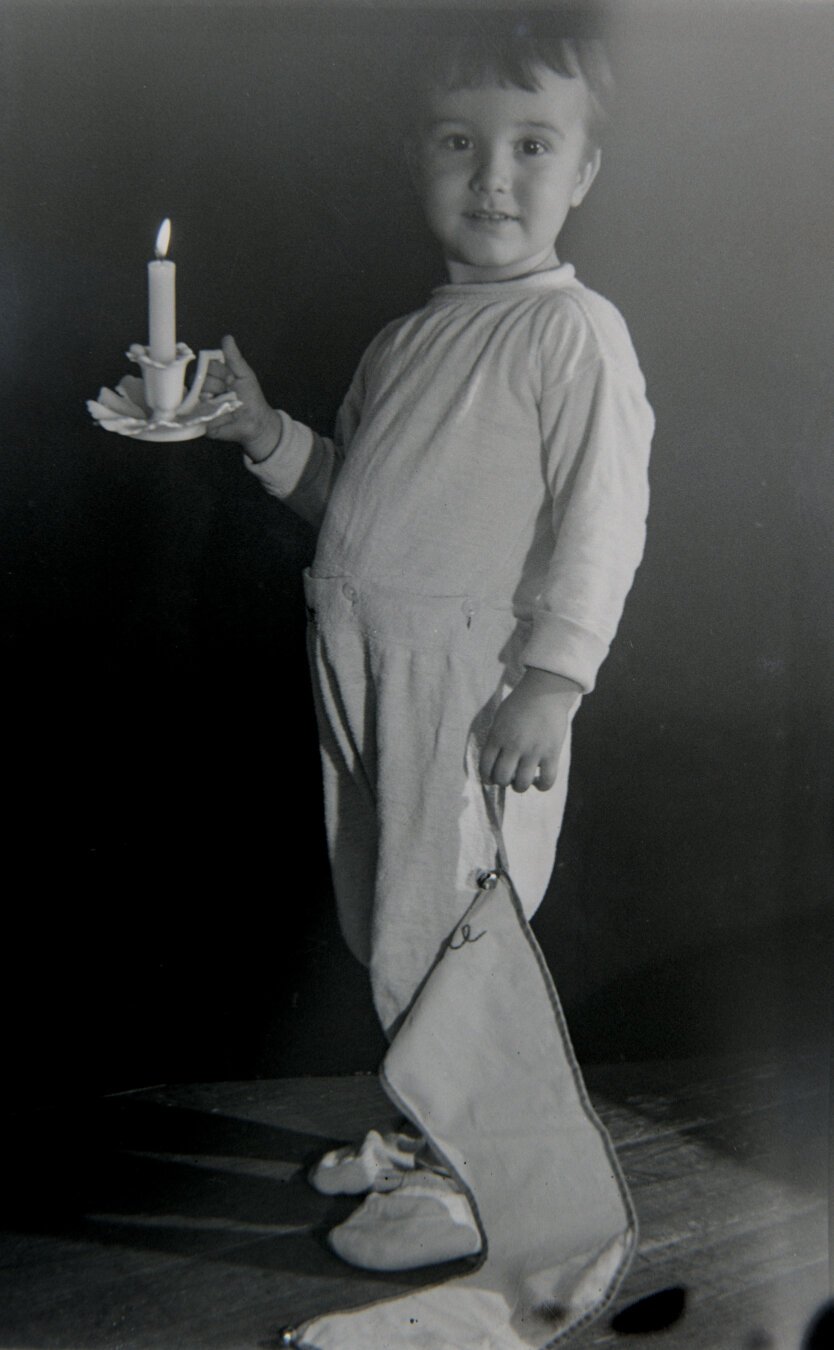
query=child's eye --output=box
[518,138,549,156]
[442,133,473,152]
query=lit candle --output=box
[148,218,176,363]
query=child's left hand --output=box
[479,668,581,793]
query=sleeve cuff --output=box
[243,411,316,498]
[522,615,610,694]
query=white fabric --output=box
[247,267,653,694]
[288,874,637,1350]
[309,1128,424,1195]
[303,573,574,1031]
[327,1171,482,1270]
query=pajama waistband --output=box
[302,569,528,656]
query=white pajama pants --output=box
[303,571,575,1035]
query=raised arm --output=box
[205,335,363,531]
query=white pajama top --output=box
[248,264,654,693]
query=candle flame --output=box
[154,218,172,259]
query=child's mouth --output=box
[465,210,519,223]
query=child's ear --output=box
[571,146,602,208]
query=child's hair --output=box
[404,10,615,153]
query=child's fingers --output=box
[205,412,242,439]
[221,334,252,380]
[534,755,559,792]
[511,753,540,794]
[486,748,520,788]
[203,359,229,394]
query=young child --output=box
[205,16,653,1289]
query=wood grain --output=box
[0,1051,828,1349]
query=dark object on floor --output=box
[803,1300,834,1349]
[611,1285,688,1335]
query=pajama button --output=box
[477,869,500,890]
[342,583,358,602]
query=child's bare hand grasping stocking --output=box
[479,668,581,793]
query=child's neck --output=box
[445,247,560,285]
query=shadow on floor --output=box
[4,1097,335,1224]
[1,1092,469,1292]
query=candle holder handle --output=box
[177,348,226,417]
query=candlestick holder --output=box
[88,343,241,443]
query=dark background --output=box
[2,0,831,1098]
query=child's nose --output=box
[470,148,511,194]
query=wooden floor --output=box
[0,1050,829,1350]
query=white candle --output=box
[148,218,176,363]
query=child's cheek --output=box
[426,161,458,189]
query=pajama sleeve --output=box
[522,320,654,693]
[244,360,367,531]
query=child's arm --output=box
[483,313,654,794]
[203,335,353,529]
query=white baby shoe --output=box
[327,1170,482,1271]
[309,1128,424,1195]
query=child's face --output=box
[414,66,600,281]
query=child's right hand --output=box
[203,335,283,463]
